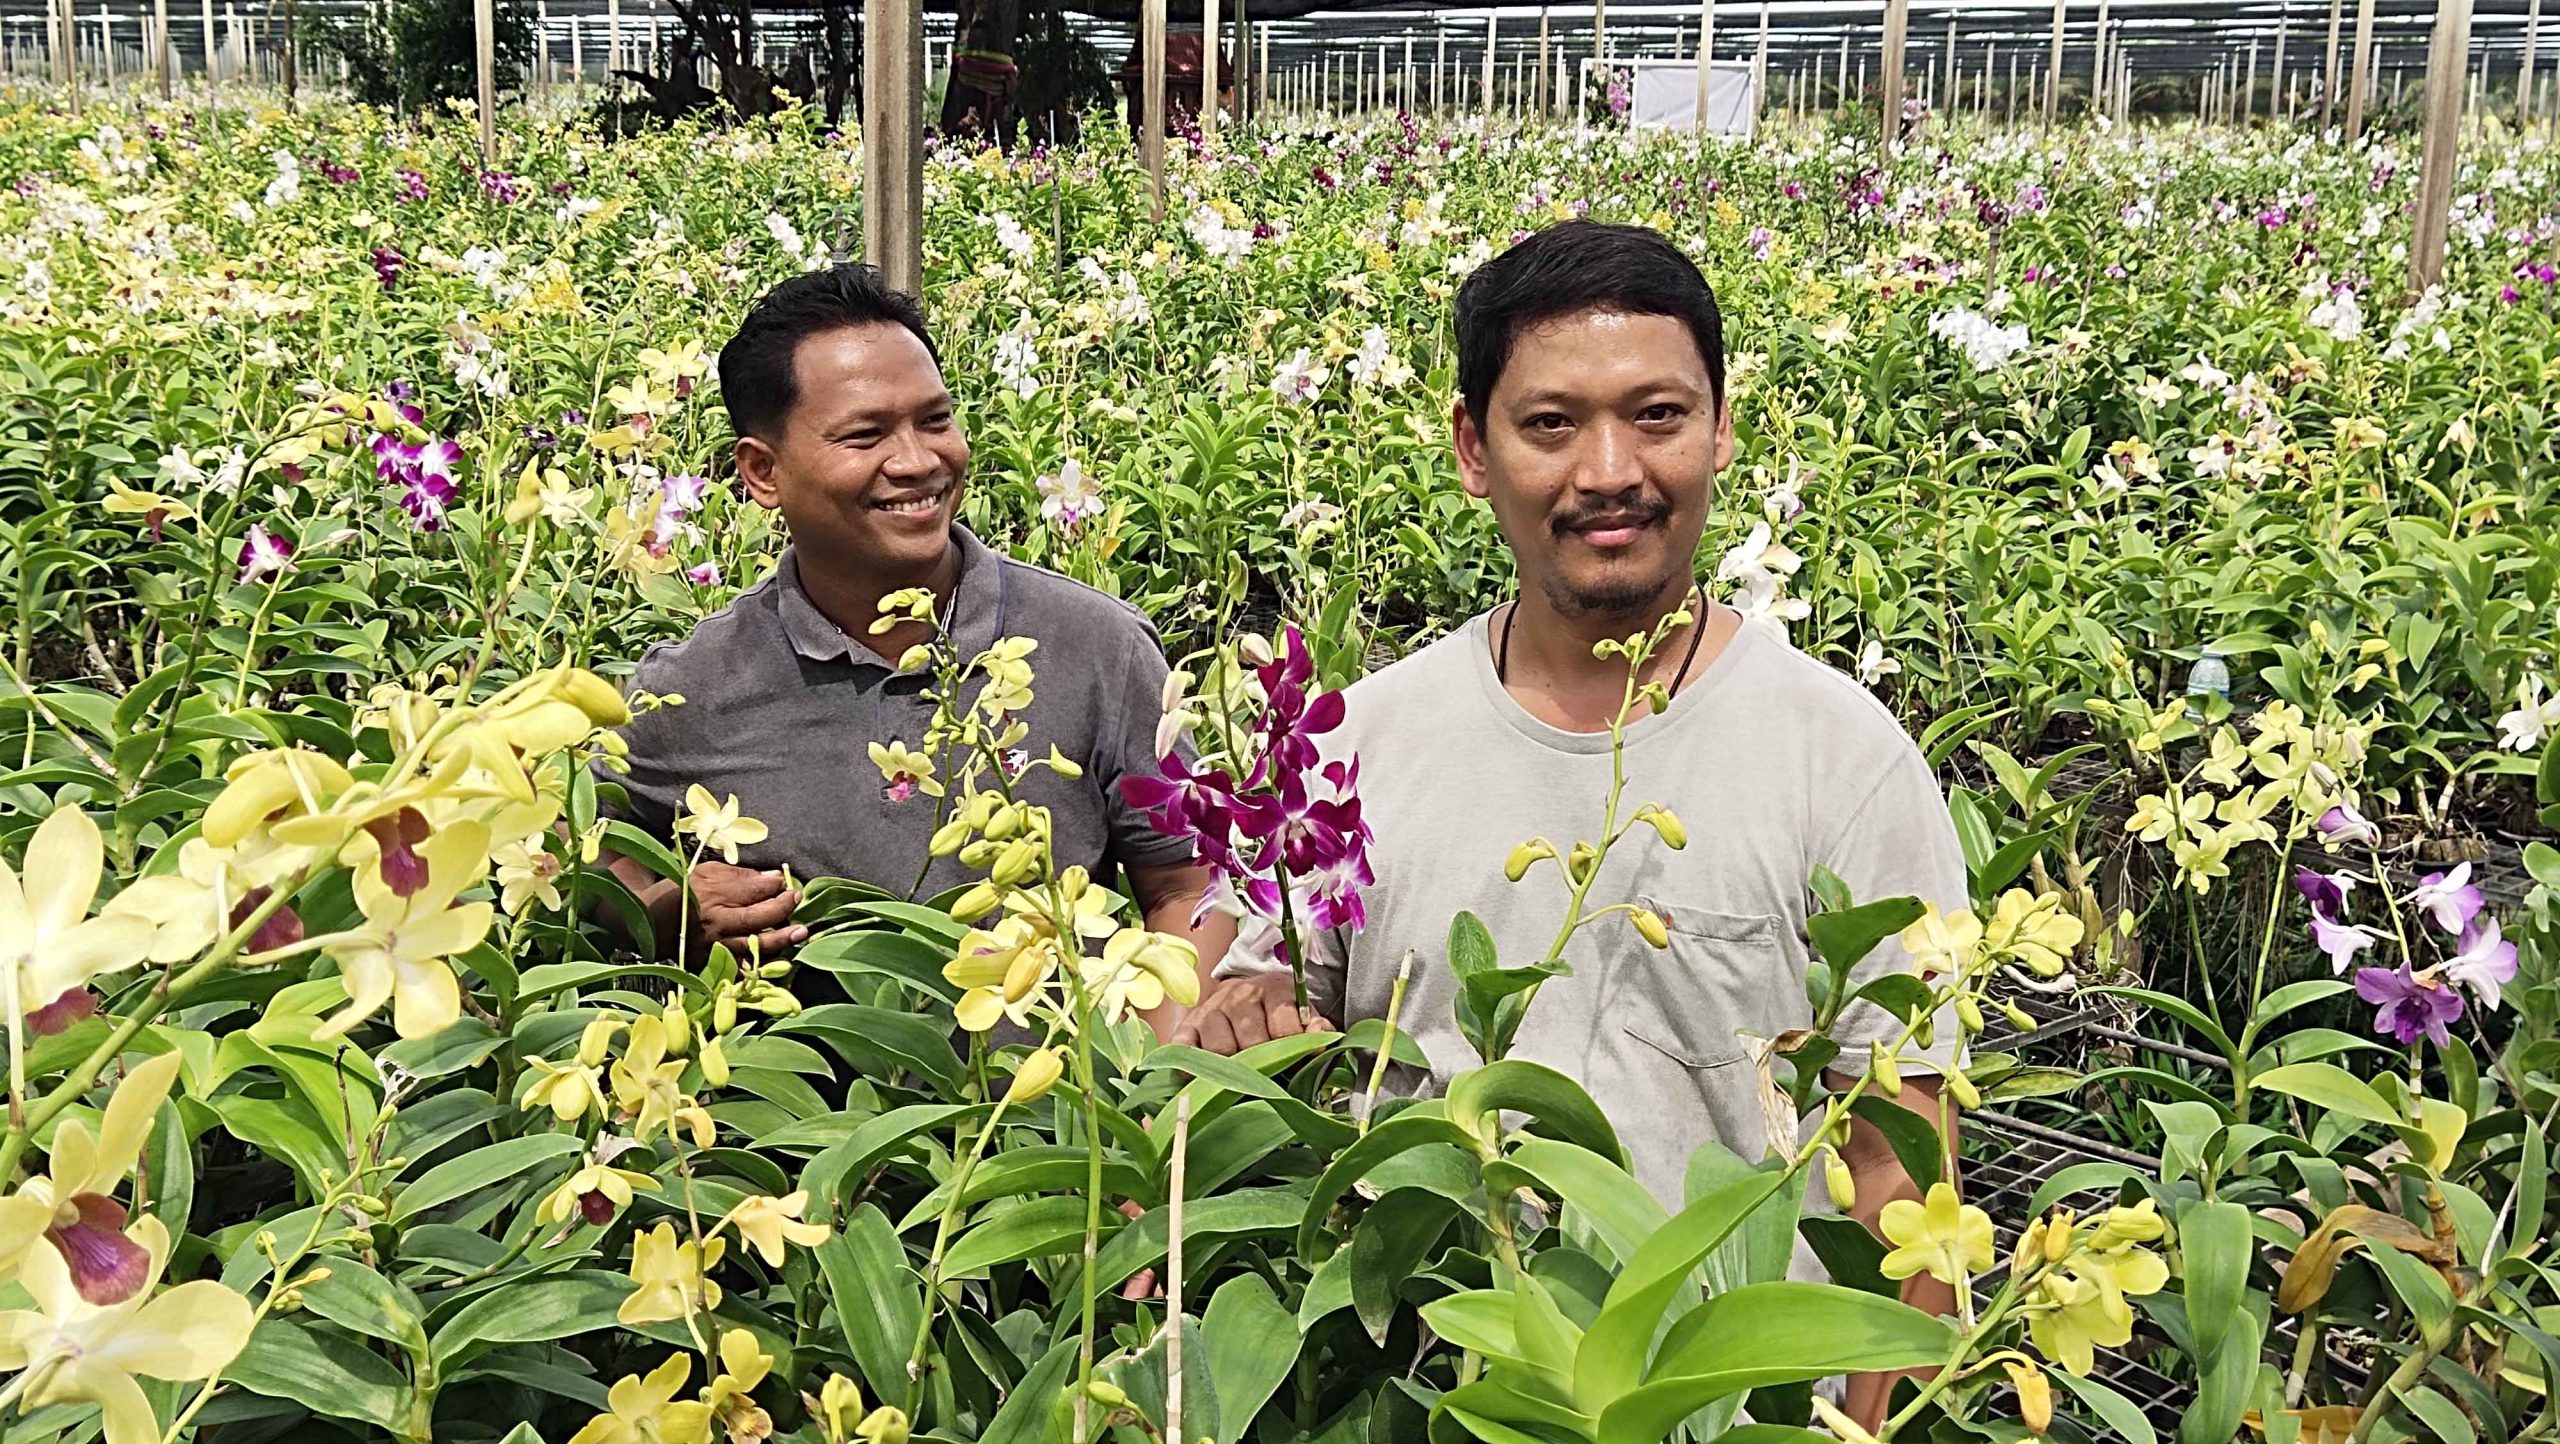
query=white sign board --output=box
[1627,60,1759,136]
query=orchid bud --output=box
[1005,1047,1065,1104]
[1504,838,1557,882]
[1870,1040,1902,1097]
[1631,908,1670,949]
[2044,1210,2078,1264]
[1045,746,1081,780]
[984,805,1023,841]
[1002,950,1048,1003]
[699,1035,730,1087]
[1566,841,1600,888]
[1085,1380,1129,1408]
[1634,804,1688,849]
[1238,633,1274,667]
[992,838,1039,886]
[1954,992,1984,1035]
[949,882,1002,921]
[2000,1359,2054,1433]
[896,645,933,672]
[928,819,973,856]
[2004,1000,2035,1031]
[1913,1013,1934,1050]
[1824,1148,1856,1210]
[1945,1067,1981,1109]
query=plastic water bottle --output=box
[2184,648,2231,722]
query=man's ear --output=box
[736,436,783,510]
[1710,393,1736,477]
[1451,399,1493,501]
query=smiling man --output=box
[601,264,1229,1024]
[1178,222,1965,1424]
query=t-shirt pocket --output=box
[1618,902,1791,1070]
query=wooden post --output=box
[2242,38,2257,121]
[2524,0,2543,125]
[1140,0,1164,212]
[1836,32,1848,109]
[1482,11,1497,129]
[2043,0,2065,126]
[1753,3,1767,120]
[1432,27,1444,113]
[2410,0,2471,291]
[2317,0,2342,128]
[2270,0,2288,118]
[474,0,493,158]
[154,0,170,95]
[570,13,581,82]
[1694,0,1713,126]
[1879,0,1907,148]
[2007,48,2018,119]
[1401,33,1413,112]
[1942,11,1956,110]
[1537,7,1549,114]
[1593,0,1606,65]
[1200,0,1217,137]
[198,0,213,80]
[2344,0,2375,138]
[606,0,620,84]
[864,0,923,285]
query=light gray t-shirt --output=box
[1254,611,1965,1209]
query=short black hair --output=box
[718,263,941,442]
[1454,221,1726,426]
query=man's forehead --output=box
[1497,311,1711,396]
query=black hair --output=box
[718,263,941,442]
[1453,221,1726,426]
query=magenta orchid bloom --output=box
[236,524,294,581]
[2407,863,2485,935]
[2291,866,2357,917]
[2443,915,2518,1012]
[2353,965,2463,1048]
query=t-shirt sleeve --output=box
[1813,745,1968,1078]
[1099,617,1208,873]
[595,651,684,856]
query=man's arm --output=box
[1833,1073,1959,1429]
[602,851,807,965]
[1126,861,1236,1044]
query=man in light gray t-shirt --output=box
[1172,221,1962,1428]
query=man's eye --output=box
[842,430,882,447]
[1525,413,1572,434]
[1638,404,1687,424]
[922,412,955,431]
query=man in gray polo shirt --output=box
[603,265,1231,1017]
[1174,223,1962,1426]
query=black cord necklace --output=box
[1496,581,1712,695]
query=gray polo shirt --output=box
[603,526,1193,895]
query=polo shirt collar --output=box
[775,525,1005,671]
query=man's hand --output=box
[689,861,808,960]
[1171,973,1334,1055]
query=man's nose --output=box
[880,425,935,478]
[1575,419,1647,495]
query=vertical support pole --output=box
[1537,6,1550,115]
[2044,0,2065,126]
[1141,0,1165,211]
[1943,11,1956,110]
[200,0,214,81]
[2089,0,2108,116]
[2242,38,2258,122]
[1199,0,1217,138]
[1879,0,1907,150]
[535,1,548,94]
[2271,0,2288,118]
[570,13,581,82]
[2318,0,2342,129]
[1753,3,1767,121]
[1432,27,1444,113]
[1694,0,1713,128]
[1593,0,1606,64]
[606,0,620,85]
[474,0,494,160]
[1482,10,1497,130]
[154,0,170,95]
[2007,48,2018,120]
[1401,32,1413,112]
[1835,31,1847,110]
[2344,0,2375,139]
[2524,0,2543,126]
[2410,0,2470,291]
[865,0,923,286]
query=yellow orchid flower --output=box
[0,807,159,1026]
[811,1375,867,1443]
[618,1221,724,1327]
[720,1191,829,1267]
[1897,901,1983,977]
[494,838,569,916]
[611,1015,689,1143]
[0,1214,254,1444]
[314,820,496,1041]
[605,379,671,418]
[200,749,354,849]
[0,1052,184,1304]
[534,1153,662,1228]
[568,1351,714,1444]
[700,1327,774,1444]
[101,477,194,533]
[855,1405,911,1444]
[1878,1182,1995,1286]
[521,1055,609,1124]
[676,785,768,865]
[1983,890,2085,978]
[2026,1236,2170,1376]
[1008,866,1123,942]
[866,740,942,801]
[1088,926,1203,1022]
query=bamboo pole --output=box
[154,0,170,95]
[2409,0,2471,291]
[1482,11,1498,131]
[1140,0,1164,212]
[864,0,923,286]
[2523,0,2542,125]
[2271,0,2289,119]
[1836,31,1847,111]
[1879,0,1907,149]
[2043,0,2065,126]
[606,0,620,84]
[474,0,493,157]
[2344,0,2376,139]
[2242,38,2258,122]
[200,0,213,80]
[1401,33,1413,113]
[1537,7,1550,115]
[1943,10,1956,110]
[1593,0,1606,64]
[1200,0,1217,137]
[1753,2,1767,121]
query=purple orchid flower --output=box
[2353,965,2463,1048]
[2292,866,2358,918]
[2317,803,2380,848]
[2443,915,2518,1011]
[237,524,294,581]
[2310,911,2384,975]
[2407,863,2484,935]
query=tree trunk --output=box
[821,0,853,123]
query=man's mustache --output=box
[1551,495,1671,535]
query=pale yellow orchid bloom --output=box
[568,1351,714,1444]
[0,1214,254,1444]
[0,807,159,1024]
[618,1221,723,1326]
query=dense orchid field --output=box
[0,83,2557,1444]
